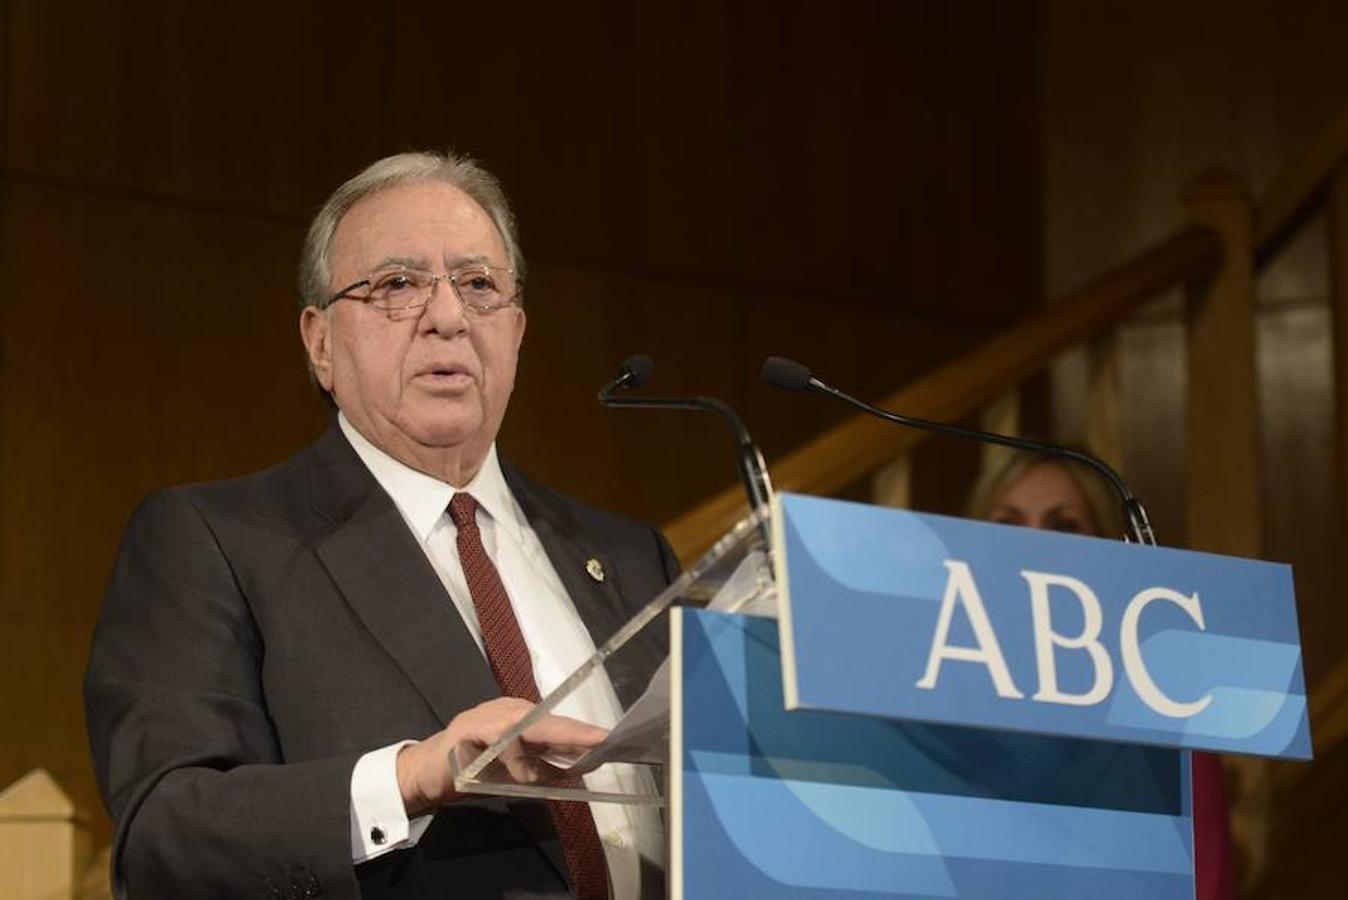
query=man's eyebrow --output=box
[370,255,430,271]
[445,253,497,269]
[368,254,502,271]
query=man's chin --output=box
[398,412,488,451]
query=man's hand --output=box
[395,697,607,817]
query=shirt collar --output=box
[337,413,524,543]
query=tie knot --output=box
[448,492,479,528]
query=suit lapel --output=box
[307,426,498,726]
[302,425,658,722]
[503,464,661,709]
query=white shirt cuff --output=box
[349,741,434,863]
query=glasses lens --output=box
[454,266,515,310]
[369,268,434,310]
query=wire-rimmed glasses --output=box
[326,264,522,316]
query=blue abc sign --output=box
[775,493,1310,760]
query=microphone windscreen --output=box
[621,354,655,388]
[761,356,813,392]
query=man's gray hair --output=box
[298,150,525,309]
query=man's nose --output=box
[421,277,468,332]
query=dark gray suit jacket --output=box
[85,424,677,900]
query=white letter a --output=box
[916,560,1024,698]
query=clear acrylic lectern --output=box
[449,508,775,806]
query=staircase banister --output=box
[1255,105,1348,267]
[664,225,1222,561]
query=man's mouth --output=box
[415,365,475,389]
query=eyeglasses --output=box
[325,264,522,316]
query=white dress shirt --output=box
[339,414,662,898]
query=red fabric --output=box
[1192,751,1237,900]
[450,493,610,900]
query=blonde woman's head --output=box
[967,448,1124,539]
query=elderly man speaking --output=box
[85,152,676,899]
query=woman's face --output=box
[987,462,1098,536]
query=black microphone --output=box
[597,354,655,399]
[600,355,774,517]
[761,356,1157,545]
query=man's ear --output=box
[514,307,527,351]
[299,305,334,392]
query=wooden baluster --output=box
[1084,335,1125,472]
[0,768,94,900]
[1182,168,1265,893]
[1182,168,1262,555]
[979,389,1021,468]
[871,454,912,509]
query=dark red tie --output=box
[448,492,610,900]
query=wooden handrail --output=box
[1255,104,1348,266]
[664,225,1222,561]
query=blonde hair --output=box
[966,447,1126,539]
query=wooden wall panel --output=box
[384,0,1042,321]
[9,0,1043,318]
[6,0,387,216]
[0,182,329,831]
[1258,301,1339,687]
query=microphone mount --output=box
[600,355,774,518]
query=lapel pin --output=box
[585,557,606,583]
